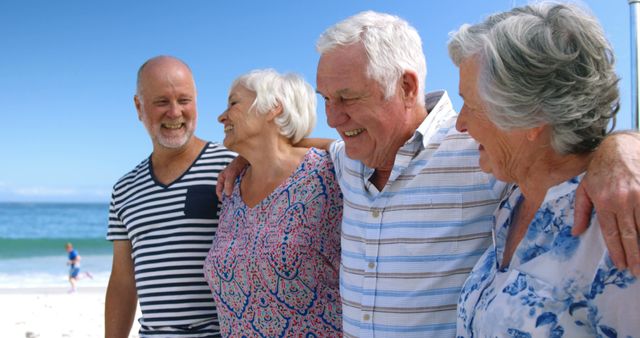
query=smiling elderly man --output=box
[105,56,235,338]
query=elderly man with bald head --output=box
[105,56,235,337]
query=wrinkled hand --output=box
[573,132,640,276]
[216,156,249,200]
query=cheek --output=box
[475,119,499,141]
[376,128,394,146]
[140,114,153,127]
[486,138,513,169]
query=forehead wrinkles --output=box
[229,85,254,99]
[318,49,374,97]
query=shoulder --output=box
[201,141,237,163]
[327,140,362,172]
[112,156,151,192]
[306,148,336,171]
[517,177,605,275]
[328,140,346,160]
[307,147,330,160]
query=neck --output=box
[371,168,392,190]
[238,133,304,178]
[370,105,428,190]
[153,137,202,162]
[151,137,206,184]
[516,148,590,202]
[236,133,307,207]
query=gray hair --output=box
[448,2,619,154]
[317,11,427,107]
[232,69,316,144]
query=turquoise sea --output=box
[0,202,113,288]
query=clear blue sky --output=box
[0,0,633,202]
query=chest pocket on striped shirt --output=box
[184,185,219,219]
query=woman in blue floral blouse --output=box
[448,2,639,336]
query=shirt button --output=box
[368,262,375,269]
[363,314,371,321]
[372,209,380,218]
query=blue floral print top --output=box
[457,175,640,337]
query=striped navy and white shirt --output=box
[107,142,236,337]
[331,91,508,338]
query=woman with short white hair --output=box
[204,69,343,337]
[449,2,640,336]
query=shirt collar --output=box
[405,90,457,150]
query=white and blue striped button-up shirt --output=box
[330,91,507,337]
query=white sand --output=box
[0,286,141,338]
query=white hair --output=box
[316,11,427,107]
[232,69,316,144]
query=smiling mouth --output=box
[344,128,365,137]
[163,122,184,129]
[224,125,233,132]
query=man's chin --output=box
[346,148,392,170]
[158,135,191,150]
[344,145,362,160]
[345,147,377,168]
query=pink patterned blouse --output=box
[204,148,343,337]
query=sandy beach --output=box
[0,286,141,338]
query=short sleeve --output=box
[106,190,128,241]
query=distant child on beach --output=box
[65,242,92,293]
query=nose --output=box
[325,102,348,128]
[218,109,227,124]
[167,101,181,118]
[456,105,468,132]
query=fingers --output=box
[618,211,640,275]
[597,210,627,270]
[628,209,640,276]
[223,174,234,196]
[572,183,593,236]
[218,156,248,198]
[216,173,226,200]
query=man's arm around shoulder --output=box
[575,131,640,276]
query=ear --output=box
[401,71,419,108]
[265,102,283,122]
[525,124,547,142]
[134,95,143,121]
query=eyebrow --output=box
[336,88,353,96]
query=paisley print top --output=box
[204,148,343,337]
[457,175,640,337]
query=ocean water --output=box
[0,202,113,288]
